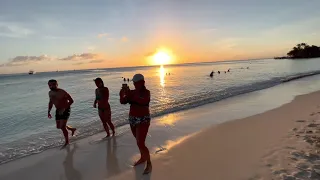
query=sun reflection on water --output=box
[159,65,166,87]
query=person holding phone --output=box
[119,74,152,174]
[93,77,115,137]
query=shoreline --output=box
[1,75,320,179]
[2,69,320,165]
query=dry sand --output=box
[110,91,320,180]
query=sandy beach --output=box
[2,75,320,180]
[108,91,320,180]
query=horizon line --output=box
[0,57,272,76]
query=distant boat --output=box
[28,70,34,75]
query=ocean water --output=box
[1,58,320,163]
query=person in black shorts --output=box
[47,79,76,147]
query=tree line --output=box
[274,43,320,59]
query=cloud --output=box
[59,53,100,61]
[1,53,106,68]
[0,22,34,38]
[73,59,104,66]
[89,60,103,63]
[97,33,109,38]
[121,36,128,42]
[73,62,84,65]
[1,55,53,67]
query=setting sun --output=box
[153,51,171,65]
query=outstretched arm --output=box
[93,89,98,108]
[48,99,53,118]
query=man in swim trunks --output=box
[47,79,76,147]
[93,77,115,137]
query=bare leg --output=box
[106,111,115,136]
[66,126,76,136]
[131,125,145,166]
[134,122,151,173]
[99,111,110,137]
[61,126,69,146]
[138,122,152,174]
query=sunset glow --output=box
[153,51,171,65]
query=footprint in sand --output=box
[280,174,296,180]
[296,162,310,170]
[307,123,319,127]
[296,120,306,123]
[293,170,311,179]
[272,169,287,175]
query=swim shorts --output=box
[128,115,150,126]
[55,108,71,120]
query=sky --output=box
[1,0,320,74]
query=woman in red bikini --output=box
[119,74,152,174]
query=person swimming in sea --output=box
[93,78,115,137]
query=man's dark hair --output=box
[48,79,57,84]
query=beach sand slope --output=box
[110,91,320,180]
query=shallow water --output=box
[1,58,320,163]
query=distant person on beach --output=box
[218,71,220,74]
[47,79,76,147]
[210,71,214,77]
[127,78,130,82]
[227,69,230,72]
[119,74,152,174]
[93,78,115,137]
[123,78,126,82]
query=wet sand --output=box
[2,76,320,180]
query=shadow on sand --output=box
[63,144,82,180]
[105,137,121,178]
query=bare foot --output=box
[71,128,76,136]
[61,142,69,149]
[112,131,115,136]
[143,163,152,174]
[133,158,146,166]
[106,133,110,138]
